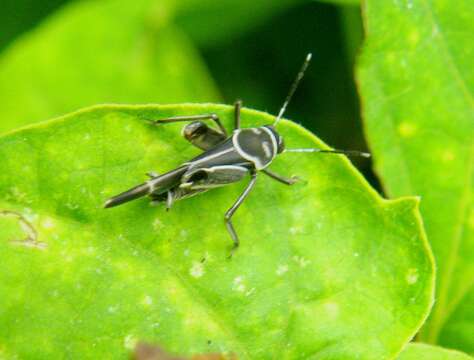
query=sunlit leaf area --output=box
[0,0,472,359]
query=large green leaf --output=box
[0,0,69,51]
[397,343,473,360]
[0,104,433,358]
[315,0,360,5]
[357,0,474,354]
[0,0,218,135]
[174,0,301,47]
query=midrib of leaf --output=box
[419,0,474,342]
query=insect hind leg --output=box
[182,121,227,150]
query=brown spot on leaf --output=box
[132,342,236,360]
[0,210,46,249]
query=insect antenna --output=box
[274,53,312,126]
[285,148,371,158]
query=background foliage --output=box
[0,0,472,359]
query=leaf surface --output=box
[397,343,473,360]
[357,0,474,353]
[0,104,433,358]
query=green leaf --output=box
[0,0,68,51]
[397,343,473,360]
[357,0,474,353]
[174,0,301,47]
[0,0,218,135]
[314,0,360,6]
[0,104,433,358]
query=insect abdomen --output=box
[104,165,188,208]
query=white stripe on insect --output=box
[262,141,272,158]
[260,127,278,155]
[206,165,248,173]
[232,130,263,168]
[187,147,235,167]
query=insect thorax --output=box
[232,127,278,169]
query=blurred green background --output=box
[0,0,379,189]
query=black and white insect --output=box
[104,54,369,256]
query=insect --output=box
[104,54,369,257]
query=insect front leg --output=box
[224,170,257,258]
[262,169,299,185]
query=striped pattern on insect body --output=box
[104,54,369,257]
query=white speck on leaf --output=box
[406,268,419,284]
[152,218,164,231]
[41,217,55,230]
[66,202,79,210]
[142,295,153,306]
[233,276,246,292]
[292,256,311,268]
[190,262,204,278]
[22,208,38,222]
[124,334,137,350]
[276,264,289,276]
[289,226,303,235]
[324,302,340,318]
